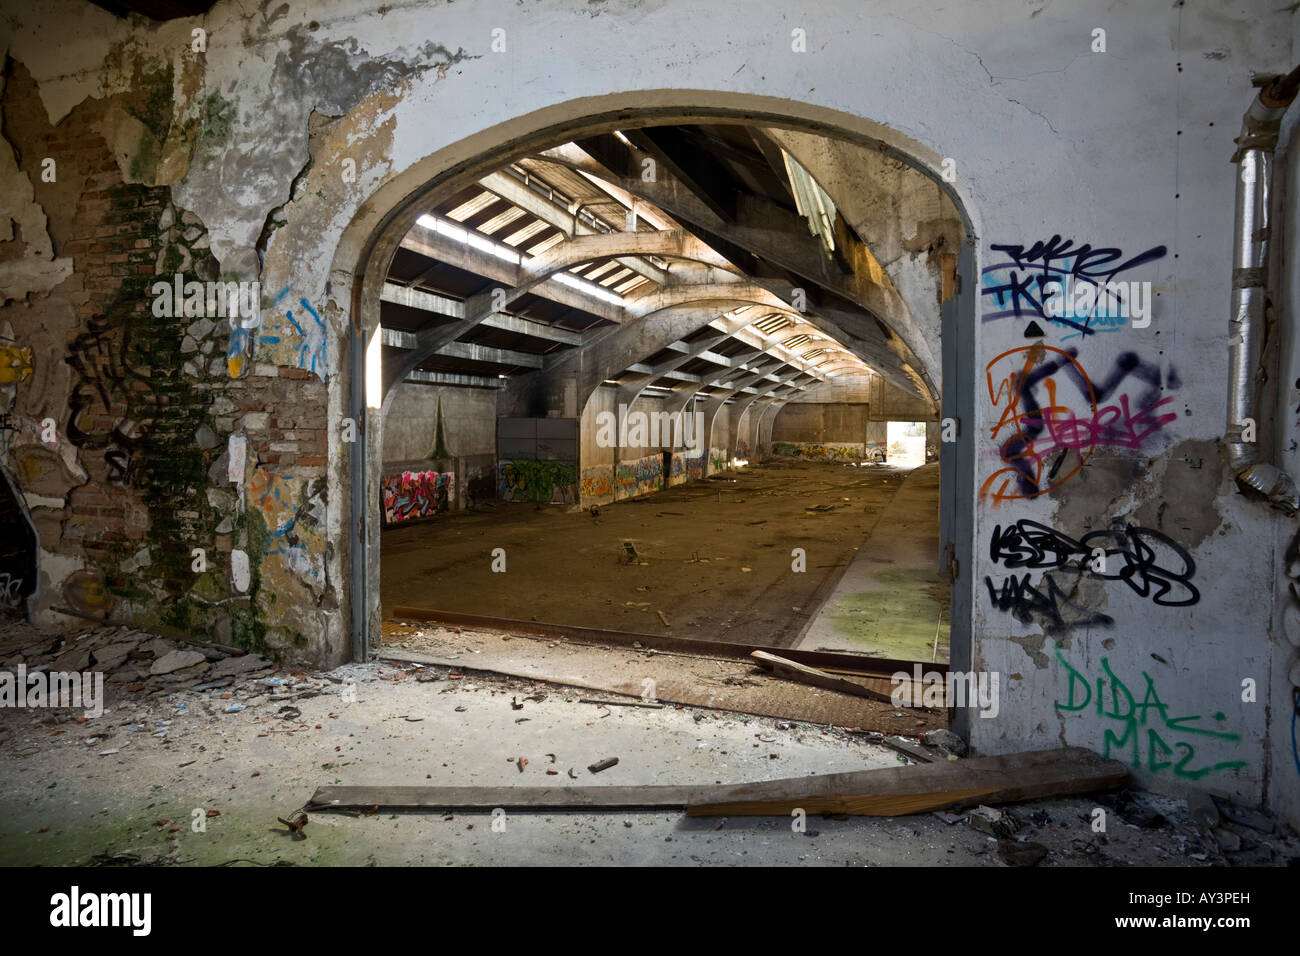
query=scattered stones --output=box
[90,642,137,671]
[968,805,1018,837]
[1185,790,1220,830]
[998,838,1049,867]
[150,650,207,676]
[1211,827,1242,852]
[1216,799,1275,834]
[920,728,968,757]
[208,654,274,680]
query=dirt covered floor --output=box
[382,460,917,644]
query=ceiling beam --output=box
[403,371,506,389]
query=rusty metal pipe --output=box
[1227,68,1300,514]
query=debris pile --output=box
[0,622,281,700]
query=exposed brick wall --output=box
[2,67,330,658]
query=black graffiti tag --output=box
[989,519,1199,608]
[981,235,1167,335]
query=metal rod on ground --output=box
[932,610,942,663]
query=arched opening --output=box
[336,97,976,731]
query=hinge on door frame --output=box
[945,539,958,582]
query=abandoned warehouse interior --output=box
[0,0,1298,879]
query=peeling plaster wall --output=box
[0,0,1296,818]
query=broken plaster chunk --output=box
[226,434,247,484]
[150,649,206,676]
[231,549,251,594]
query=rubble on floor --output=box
[0,619,279,702]
[0,620,1297,867]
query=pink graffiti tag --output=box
[982,345,1177,503]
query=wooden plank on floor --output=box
[307,784,695,812]
[306,748,1127,818]
[388,606,942,679]
[684,747,1128,817]
[750,650,895,703]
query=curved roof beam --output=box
[386,226,902,394]
[533,141,939,400]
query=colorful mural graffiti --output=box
[771,441,865,461]
[1055,646,1245,780]
[580,465,615,501]
[249,468,328,583]
[382,469,452,524]
[667,454,687,486]
[498,460,577,504]
[981,345,1178,504]
[0,343,34,386]
[615,454,663,500]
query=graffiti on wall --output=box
[499,460,577,505]
[668,454,686,486]
[771,441,865,461]
[382,470,452,524]
[66,303,157,485]
[249,468,327,583]
[985,571,1112,631]
[0,343,34,386]
[580,465,614,501]
[985,520,1197,631]
[615,454,663,500]
[992,520,1198,605]
[982,236,1166,339]
[256,286,326,379]
[981,345,1178,504]
[1055,647,1246,779]
[0,468,37,612]
[686,454,704,480]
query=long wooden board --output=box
[306,747,1126,818]
[750,650,895,703]
[685,747,1127,817]
[306,784,697,812]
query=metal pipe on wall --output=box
[1227,65,1300,513]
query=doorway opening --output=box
[346,102,977,726]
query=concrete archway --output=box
[326,93,978,698]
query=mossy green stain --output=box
[829,567,951,662]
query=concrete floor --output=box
[800,463,951,661]
[3,633,1290,867]
[381,461,915,645]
